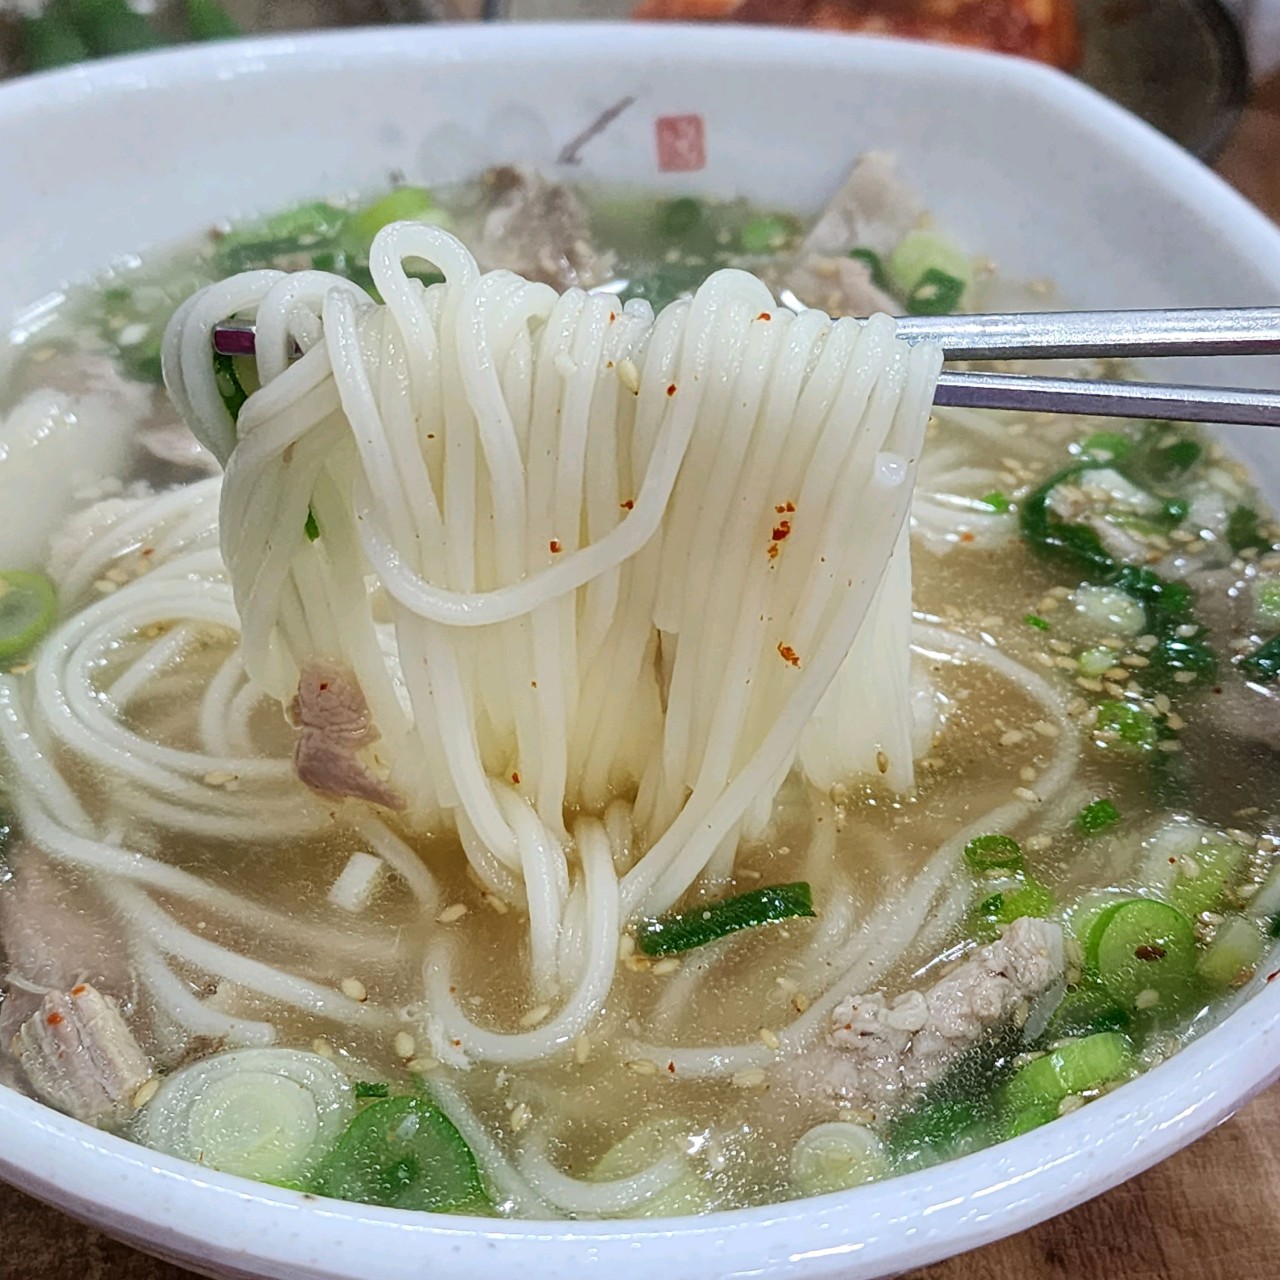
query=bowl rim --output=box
[3,21,1280,1280]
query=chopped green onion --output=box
[140,1049,355,1185]
[1020,463,1117,576]
[886,229,972,301]
[213,351,248,422]
[56,0,161,56]
[1197,915,1264,989]
[905,267,966,317]
[1088,898,1198,1012]
[310,1094,488,1213]
[1077,798,1121,835]
[847,247,889,291]
[1268,912,1280,939]
[1081,432,1134,463]
[790,1122,887,1196]
[885,1097,989,1173]
[1144,435,1201,480]
[739,214,795,255]
[214,201,349,274]
[1161,498,1190,526]
[963,833,1025,873]
[304,508,321,542]
[634,882,814,956]
[1094,700,1159,753]
[1001,1031,1134,1120]
[657,196,703,240]
[589,1120,713,1216]
[977,491,1012,513]
[971,874,1055,941]
[342,187,450,261]
[1045,980,1130,1040]
[1254,579,1280,626]
[184,0,240,38]
[21,13,89,70]
[1023,613,1051,631]
[354,1081,390,1099]
[1242,634,1280,684]
[0,571,58,663]
[1072,583,1146,638]
[1228,504,1266,554]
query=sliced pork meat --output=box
[800,152,923,260]
[782,254,899,318]
[0,846,132,1047]
[473,167,614,291]
[818,917,1064,1113]
[13,983,153,1128]
[289,660,405,810]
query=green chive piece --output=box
[1081,431,1134,462]
[1023,614,1050,631]
[304,508,321,543]
[1077,798,1121,835]
[739,214,795,256]
[1242,634,1280,684]
[963,834,1026,873]
[354,1081,390,1099]
[635,882,815,957]
[905,267,966,317]
[847,247,889,291]
[977,491,1011,513]
[1228,505,1265,554]
[1094,700,1159,753]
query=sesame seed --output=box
[791,991,810,1014]
[132,1077,161,1109]
[626,1058,659,1076]
[1014,786,1040,803]
[510,1102,532,1132]
[652,957,682,976]
[1076,677,1104,692]
[519,1004,552,1028]
[758,1027,781,1050]
[1019,766,1038,783]
[1025,834,1054,852]
[618,935,637,960]
[1135,988,1161,1010]
[731,1068,767,1089]
[1122,653,1150,668]
[1158,739,1183,752]
[1048,639,1074,655]
[1173,671,1197,685]
[436,902,468,924]
[481,891,510,914]
[1000,730,1025,747]
[393,1031,416,1060]
[1031,720,1059,739]
[340,977,367,1003]
[312,1038,335,1058]
[574,1035,592,1065]
[1105,667,1130,681]
[1153,693,1172,713]
[1165,711,1186,731]
[407,1056,440,1073]
[1175,623,1199,638]
[1134,634,1159,652]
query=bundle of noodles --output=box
[164,224,942,961]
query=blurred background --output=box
[0,0,1277,164]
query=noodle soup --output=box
[2,159,1278,1218]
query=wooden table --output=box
[3,73,1280,1280]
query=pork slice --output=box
[819,917,1064,1112]
[13,984,153,1128]
[473,167,614,291]
[0,847,131,1046]
[800,152,924,259]
[289,660,405,810]
[782,254,900,318]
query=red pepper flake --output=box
[1135,944,1167,962]
[959,531,976,543]
[1268,970,1280,982]
[46,1012,63,1026]
[606,360,615,369]
[318,681,330,692]
[766,544,780,561]
[772,520,792,542]
[784,501,795,512]
[620,499,634,510]
[757,311,771,321]
[666,384,677,397]
[426,433,436,440]
[777,643,800,668]
[70,984,87,997]
[667,1060,677,1074]
[609,312,617,322]
[549,540,562,554]
[530,680,537,689]
[141,546,154,558]
[511,772,521,785]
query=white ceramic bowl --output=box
[2,23,1280,1280]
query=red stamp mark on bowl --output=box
[656,115,706,172]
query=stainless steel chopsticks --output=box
[210,305,1280,428]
